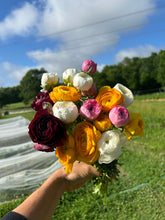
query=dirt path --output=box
[141,98,165,101]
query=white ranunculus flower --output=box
[114,83,134,107]
[52,101,78,124]
[98,130,127,164]
[63,68,78,85]
[41,73,59,90]
[73,72,93,91]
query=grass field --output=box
[0,93,165,219]
[0,101,35,121]
[134,91,165,100]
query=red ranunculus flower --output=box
[31,92,53,111]
[28,109,67,149]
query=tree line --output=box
[0,50,165,108]
[0,68,46,108]
[93,50,165,94]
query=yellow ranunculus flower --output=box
[124,113,145,140]
[49,85,81,102]
[94,114,112,132]
[73,121,101,164]
[55,135,75,173]
[95,86,125,112]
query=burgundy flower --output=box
[34,143,55,152]
[82,83,97,97]
[28,109,67,149]
[31,92,53,111]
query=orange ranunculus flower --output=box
[124,113,145,140]
[95,86,125,112]
[94,114,112,132]
[55,135,76,173]
[73,121,101,164]
[49,91,58,103]
[49,85,81,102]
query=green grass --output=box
[0,101,35,121]
[1,111,35,121]
[134,91,165,100]
[0,99,165,219]
[2,101,31,111]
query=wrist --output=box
[51,166,68,194]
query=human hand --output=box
[11,161,99,220]
[60,161,99,192]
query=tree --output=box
[139,53,161,93]
[157,50,165,87]
[19,68,47,104]
[105,64,126,87]
[0,88,6,108]
[93,68,108,89]
[0,86,22,108]
[120,57,141,91]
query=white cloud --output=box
[37,0,155,37]
[0,0,156,43]
[0,2,39,40]
[115,45,160,63]
[97,64,106,72]
[27,33,119,79]
[0,0,157,86]
[3,62,30,80]
[27,48,85,79]
[26,0,156,78]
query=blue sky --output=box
[0,0,165,87]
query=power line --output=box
[52,28,165,52]
[2,27,165,57]
[0,16,165,55]
[63,17,165,44]
[0,4,165,48]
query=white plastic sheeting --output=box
[0,116,62,202]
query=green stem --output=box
[103,181,108,205]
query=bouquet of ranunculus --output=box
[28,60,145,200]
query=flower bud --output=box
[82,60,97,74]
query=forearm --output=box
[13,167,67,220]
[12,162,99,220]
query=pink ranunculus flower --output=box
[80,99,102,121]
[82,60,97,74]
[34,143,55,152]
[82,83,97,97]
[109,105,129,127]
